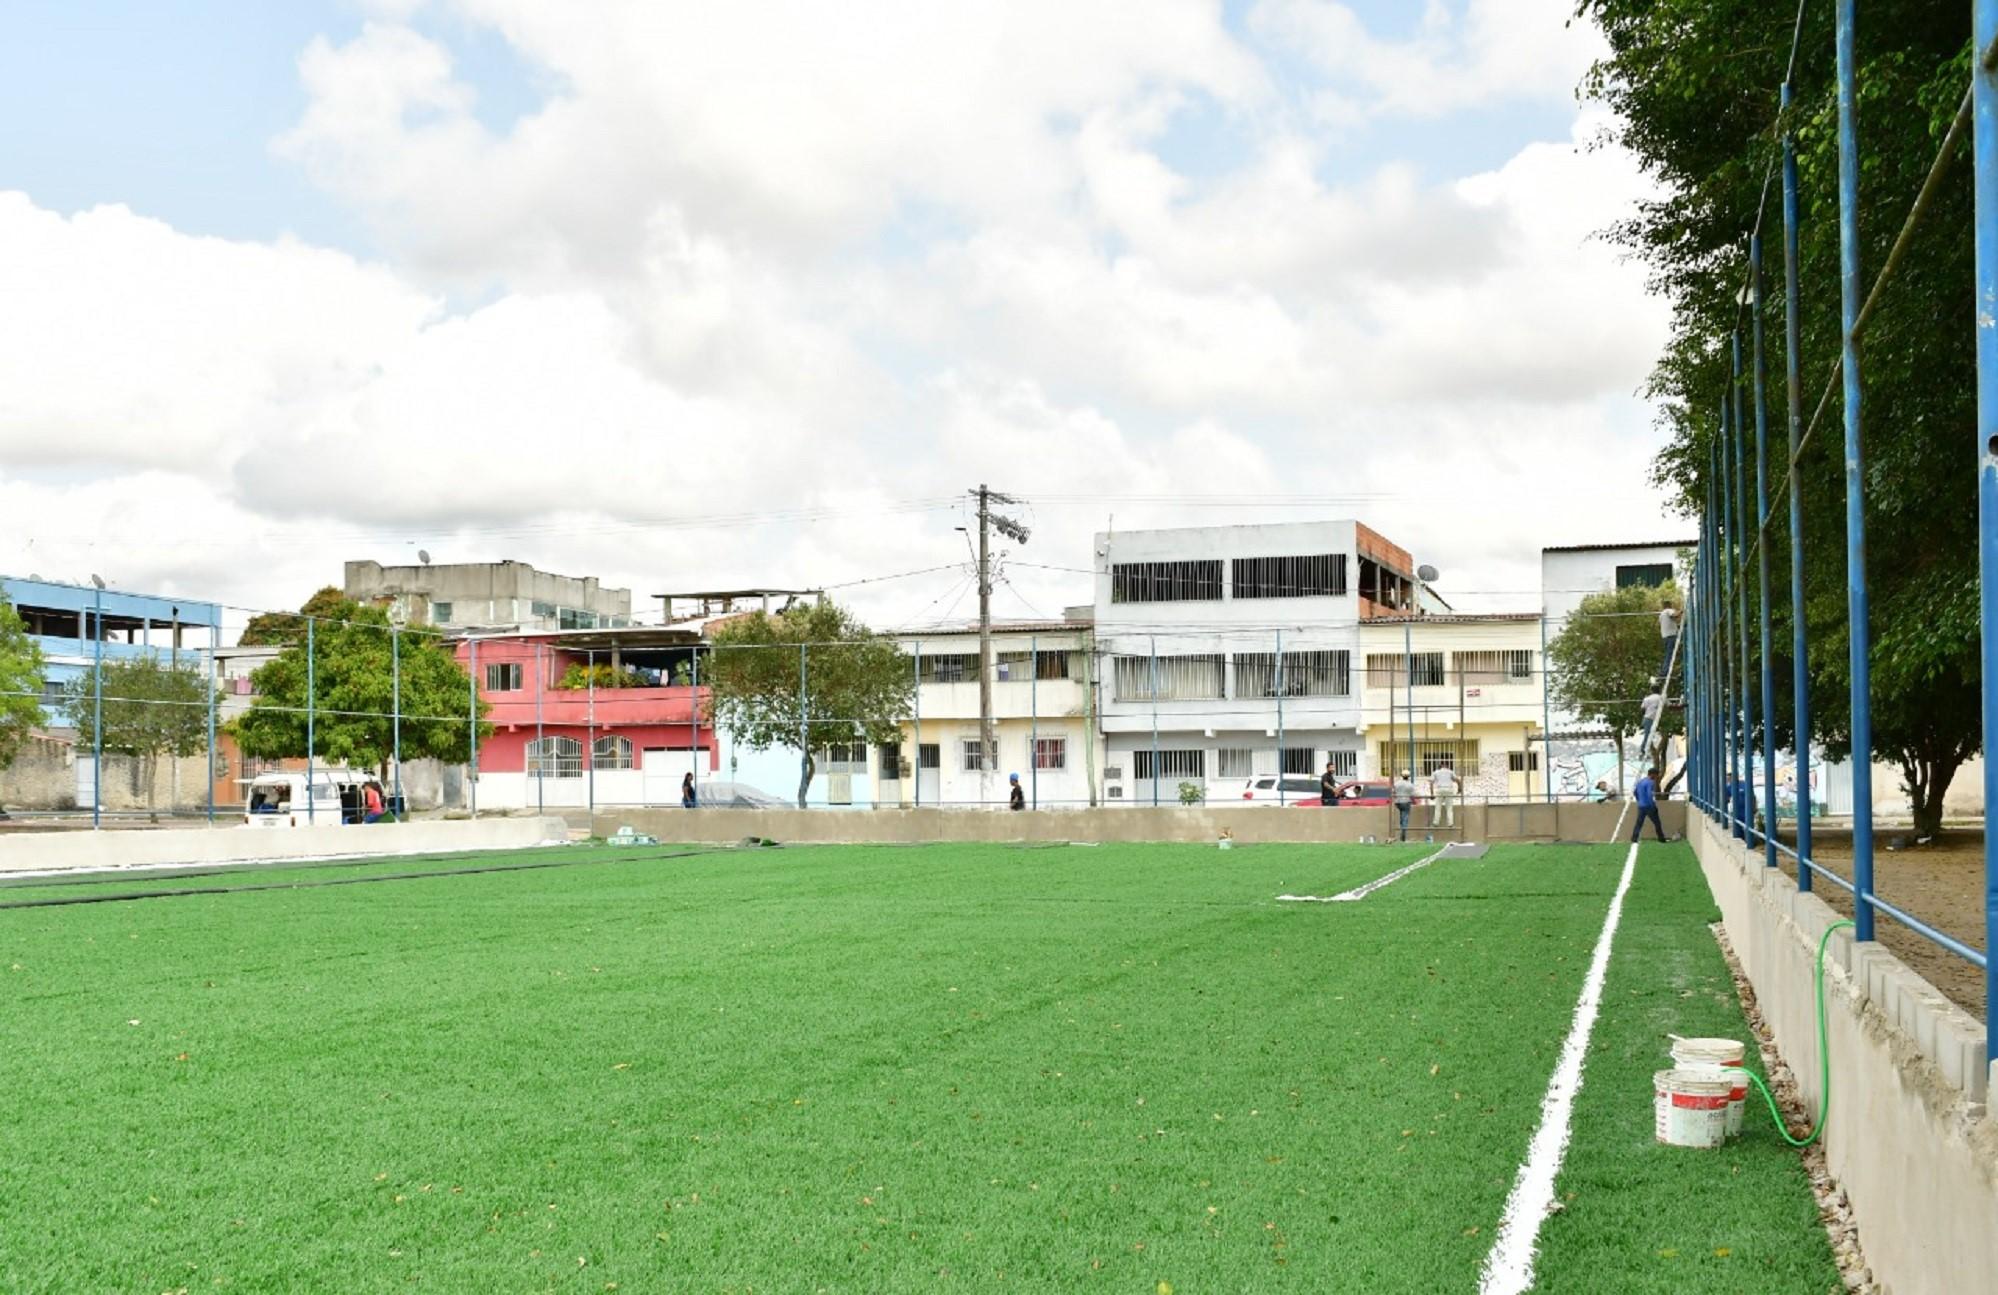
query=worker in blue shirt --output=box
[1630,766,1668,844]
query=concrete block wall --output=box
[0,816,571,874]
[1690,814,1998,1295]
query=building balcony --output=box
[482,685,706,729]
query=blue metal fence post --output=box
[1971,0,1998,1056]
[690,644,700,802]
[1148,635,1160,807]
[467,638,478,819]
[1275,629,1286,806]
[587,648,596,818]
[1782,78,1815,887]
[206,606,218,824]
[798,643,809,807]
[1539,611,1552,803]
[91,584,103,830]
[1836,0,1876,942]
[912,640,922,808]
[1719,401,1739,837]
[1030,634,1039,810]
[391,620,403,820]
[1731,333,1754,845]
[306,617,316,824]
[1751,237,1779,869]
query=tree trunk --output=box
[796,751,816,810]
[144,752,159,823]
[1900,750,1964,841]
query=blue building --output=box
[1,576,222,726]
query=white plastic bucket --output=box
[1654,1069,1734,1148]
[1670,1037,1747,1136]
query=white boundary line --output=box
[1276,843,1454,904]
[1476,840,1641,1295]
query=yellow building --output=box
[1357,613,1546,803]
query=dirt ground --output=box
[1765,827,1987,1021]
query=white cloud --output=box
[0,1,1681,628]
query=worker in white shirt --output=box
[1430,760,1459,828]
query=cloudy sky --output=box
[0,0,1675,636]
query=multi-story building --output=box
[1090,521,1425,804]
[345,559,634,633]
[1357,612,1548,803]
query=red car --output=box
[1289,779,1421,808]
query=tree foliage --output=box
[0,597,46,790]
[556,662,647,691]
[702,601,913,808]
[233,595,490,773]
[237,586,350,647]
[1579,0,1977,835]
[62,656,211,820]
[1548,583,1685,751]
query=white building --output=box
[1092,520,1425,804]
[1539,541,1693,628]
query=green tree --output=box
[702,601,913,807]
[237,586,349,647]
[1547,583,1686,795]
[62,656,210,821]
[556,662,647,691]
[233,595,490,776]
[1579,0,1978,836]
[0,596,47,816]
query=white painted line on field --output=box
[1476,840,1641,1295]
[1276,844,1452,904]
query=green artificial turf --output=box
[0,839,1838,1291]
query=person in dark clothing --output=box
[1320,759,1342,807]
[681,771,697,809]
[1008,772,1026,811]
[1631,766,1667,843]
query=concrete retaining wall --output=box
[586,800,1684,845]
[1691,814,1997,1295]
[0,816,571,874]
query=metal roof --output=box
[1539,540,1696,554]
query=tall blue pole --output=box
[91,584,103,830]
[1731,333,1754,844]
[1719,399,1740,837]
[1751,237,1779,869]
[391,623,402,821]
[1970,0,1998,1057]
[1836,0,1875,942]
[1782,79,1815,887]
[306,617,316,825]
[1539,610,1552,803]
[1275,629,1286,806]
[467,638,478,819]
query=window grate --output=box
[1113,654,1224,701]
[1111,560,1223,603]
[593,735,634,770]
[1133,749,1205,779]
[1231,553,1348,598]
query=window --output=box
[1216,748,1256,779]
[999,650,1073,681]
[1616,563,1673,589]
[919,653,976,683]
[1113,654,1224,701]
[1235,650,1349,698]
[239,753,280,779]
[1111,559,1223,604]
[918,743,941,770]
[1232,553,1348,598]
[430,601,452,624]
[41,679,64,703]
[877,744,904,778]
[1378,740,1478,778]
[593,735,634,770]
[1509,751,1540,773]
[527,736,583,778]
[961,739,989,772]
[820,741,868,773]
[531,600,556,620]
[1365,652,1445,688]
[1133,749,1205,779]
[485,662,523,692]
[1455,650,1534,686]
[1036,650,1072,681]
[558,608,598,630]
[1033,737,1067,770]
[1280,747,1316,775]
[1327,751,1358,778]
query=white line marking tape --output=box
[1476,840,1641,1295]
[1276,844,1452,904]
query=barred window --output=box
[1378,740,1478,778]
[919,653,977,683]
[1280,747,1316,774]
[961,739,988,772]
[1455,650,1534,685]
[1509,751,1540,773]
[1327,751,1358,777]
[1113,654,1224,701]
[1033,737,1067,770]
[527,736,583,778]
[1235,650,1350,698]
[1216,748,1256,779]
[1133,749,1205,779]
[1366,652,1446,688]
[1111,560,1223,603]
[593,735,634,770]
[1232,553,1347,598]
[819,741,868,773]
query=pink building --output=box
[456,629,716,810]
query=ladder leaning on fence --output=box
[1606,628,1684,845]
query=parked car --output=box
[242,768,379,828]
[1292,779,1424,808]
[1235,774,1327,806]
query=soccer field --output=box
[0,840,1838,1292]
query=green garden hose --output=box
[1724,918,1856,1148]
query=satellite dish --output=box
[418,550,431,565]
[1417,564,1439,583]
[89,574,105,589]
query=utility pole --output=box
[973,484,1029,802]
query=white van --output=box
[242,769,378,828]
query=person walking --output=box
[681,771,697,809]
[1658,604,1681,681]
[1008,772,1026,811]
[1391,769,1415,841]
[1430,759,1458,828]
[1320,758,1343,808]
[1631,766,1668,843]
